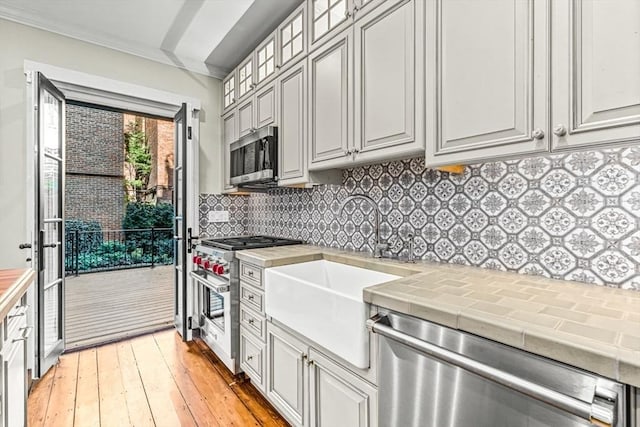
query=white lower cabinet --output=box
[265,321,377,427]
[1,298,30,427]
[308,348,377,427]
[3,338,26,427]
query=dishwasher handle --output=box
[367,315,617,427]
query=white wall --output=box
[0,18,223,268]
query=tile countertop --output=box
[236,245,640,387]
[0,269,35,320]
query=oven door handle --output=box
[190,272,230,293]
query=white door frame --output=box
[23,60,201,376]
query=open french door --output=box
[173,103,197,341]
[35,73,66,376]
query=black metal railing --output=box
[64,228,173,276]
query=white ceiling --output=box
[0,0,260,78]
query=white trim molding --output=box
[24,60,202,117]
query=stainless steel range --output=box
[191,236,301,374]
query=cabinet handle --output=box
[247,294,255,301]
[247,355,253,361]
[344,149,351,156]
[248,318,255,325]
[532,128,545,140]
[8,306,28,319]
[307,359,315,366]
[553,124,567,137]
[301,353,307,361]
[345,10,351,19]
[353,148,360,154]
[13,326,33,343]
[247,270,254,277]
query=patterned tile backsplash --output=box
[200,146,640,290]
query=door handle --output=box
[19,243,32,249]
[187,228,199,254]
[13,327,33,343]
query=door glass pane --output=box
[293,15,303,35]
[315,13,329,38]
[315,0,328,15]
[44,158,60,219]
[329,1,346,28]
[292,35,303,56]
[282,26,292,44]
[43,90,61,157]
[205,288,225,331]
[44,285,59,353]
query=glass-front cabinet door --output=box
[309,0,352,51]
[255,31,278,87]
[237,56,254,101]
[279,3,307,72]
[223,73,236,111]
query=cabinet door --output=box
[308,30,353,169]
[278,62,308,183]
[267,322,308,426]
[551,0,640,150]
[4,339,26,427]
[308,0,353,52]
[425,0,549,166]
[237,98,255,138]
[279,3,307,72]
[353,0,423,163]
[237,55,255,102]
[223,72,236,112]
[240,327,266,392]
[255,83,277,129]
[256,31,279,88]
[222,111,237,191]
[308,349,377,427]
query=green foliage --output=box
[122,202,173,229]
[65,208,174,274]
[124,121,152,202]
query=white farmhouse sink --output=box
[265,260,400,369]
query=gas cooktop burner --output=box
[200,235,302,251]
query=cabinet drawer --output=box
[240,327,266,392]
[240,262,263,288]
[240,282,265,314]
[240,305,266,342]
[4,301,28,343]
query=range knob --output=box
[192,255,199,265]
[203,260,211,270]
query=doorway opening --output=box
[63,101,176,349]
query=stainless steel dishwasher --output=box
[368,311,631,427]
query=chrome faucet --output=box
[338,194,388,258]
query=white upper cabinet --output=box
[222,110,237,192]
[237,55,255,101]
[308,0,353,52]
[551,0,640,150]
[425,0,549,167]
[278,61,308,183]
[353,0,424,163]
[237,97,255,138]
[223,73,236,112]
[256,31,279,88]
[308,30,353,169]
[255,83,277,129]
[279,3,308,72]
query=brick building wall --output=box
[123,113,174,203]
[65,104,125,231]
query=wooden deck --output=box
[28,329,290,427]
[65,266,174,349]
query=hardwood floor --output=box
[28,329,289,427]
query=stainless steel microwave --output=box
[229,126,278,188]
